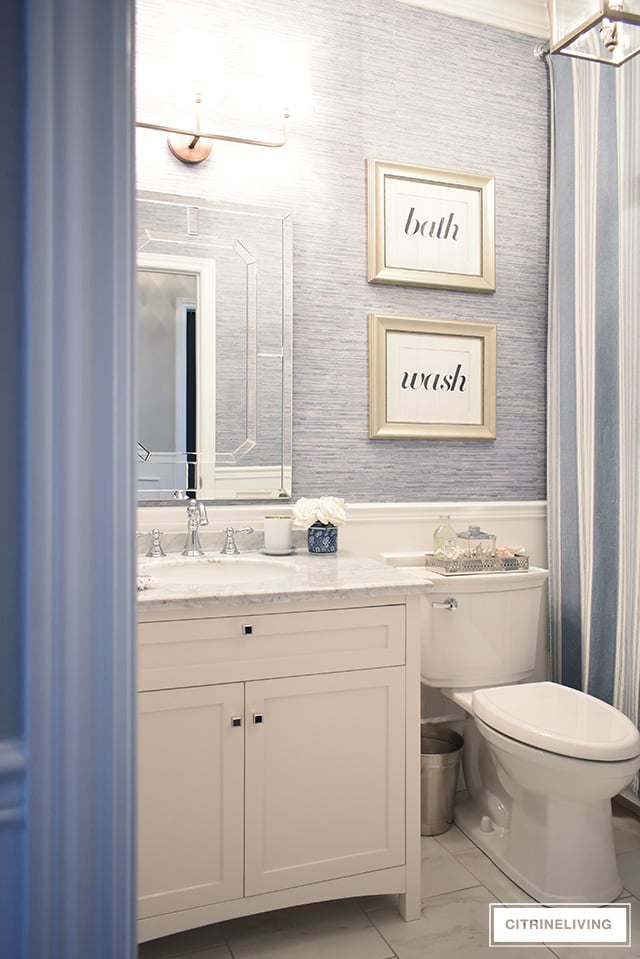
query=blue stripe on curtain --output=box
[587,65,620,704]
[549,55,583,691]
[550,55,640,802]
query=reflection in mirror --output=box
[136,192,292,502]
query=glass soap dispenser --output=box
[433,515,457,557]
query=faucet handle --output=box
[136,528,166,558]
[220,526,255,555]
[145,528,166,558]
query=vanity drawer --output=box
[138,605,406,690]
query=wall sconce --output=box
[136,34,313,164]
[136,106,291,164]
[550,0,640,64]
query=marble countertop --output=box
[137,548,432,611]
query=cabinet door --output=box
[244,667,405,896]
[138,684,244,919]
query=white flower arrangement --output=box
[292,496,347,528]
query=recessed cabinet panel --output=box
[244,667,406,896]
[139,605,406,690]
[138,684,245,918]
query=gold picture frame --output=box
[368,313,497,440]
[367,159,496,292]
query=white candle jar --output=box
[263,515,293,554]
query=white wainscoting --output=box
[138,500,548,567]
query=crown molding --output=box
[397,0,550,40]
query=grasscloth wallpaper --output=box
[136,0,549,502]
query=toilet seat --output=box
[472,681,640,761]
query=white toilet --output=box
[422,567,640,903]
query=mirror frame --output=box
[136,191,293,504]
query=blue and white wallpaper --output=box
[136,0,549,502]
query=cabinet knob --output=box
[252,713,264,725]
[230,716,243,728]
[242,624,253,635]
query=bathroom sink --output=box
[139,554,295,588]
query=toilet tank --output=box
[421,567,549,688]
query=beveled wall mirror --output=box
[136,191,292,502]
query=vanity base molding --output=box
[137,593,422,943]
[139,864,411,943]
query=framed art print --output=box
[368,313,497,439]
[367,159,496,292]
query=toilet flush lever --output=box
[432,598,458,611]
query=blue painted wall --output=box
[137,0,549,502]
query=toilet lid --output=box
[472,682,640,761]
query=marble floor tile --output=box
[455,849,536,904]
[138,923,228,959]
[420,848,483,900]
[617,850,640,899]
[366,886,555,959]
[176,948,232,959]
[356,893,400,913]
[219,899,395,959]
[434,823,478,857]
[139,936,230,959]
[421,834,458,860]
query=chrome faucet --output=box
[182,499,209,556]
[220,526,254,555]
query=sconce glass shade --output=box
[551,0,640,64]
[255,41,314,122]
[136,27,314,162]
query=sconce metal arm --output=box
[136,119,288,149]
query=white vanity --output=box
[137,551,425,942]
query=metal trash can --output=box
[420,725,463,836]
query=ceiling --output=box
[397,0,550,40]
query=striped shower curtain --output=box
[548,54,640,766]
